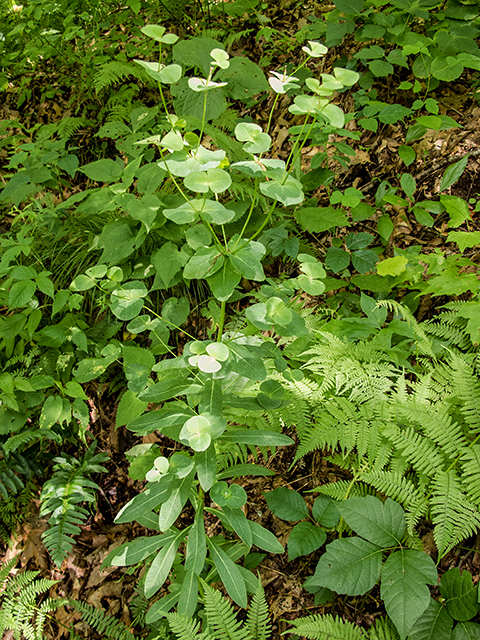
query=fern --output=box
[68,599,135,640]
[430,470,480,557]
[93,60,140,93]
[289,613,368,640]
[245,582,271,640]
[0,554,134,640]
[0,559,64,640]
[290,316,480,557]
[40,441,108,567]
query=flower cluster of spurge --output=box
[1,0,480,637]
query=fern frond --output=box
[166,612,204,640]
[3,427,62,454]
[383,427,445,477]
[290,613,368,640]
[395,400,468,459]
[376,300,435,355]
[93,61,139,93]
[461,445,480,506]
[67,599,135,640]
[202,582,249,640]
[359,471,423,506]
[245,582,271,640]
[40,442,108,566]
[430,470,480,558]
[448,352,480,432]
[313,480,372,501]
[369,617,400,640]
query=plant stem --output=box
[217,300,226,341]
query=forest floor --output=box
[1,0,480,637]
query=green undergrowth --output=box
[1,0,480,637]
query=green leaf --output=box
[206,258,241,301]
[162,296,190,327]
[229,237,265,281]
[333,0,364,14]
[288,522,326,561]
[431,56,464,81]
[116,390,148,428]
[159,64,182,84]
[177,569,199,617]
[159,470,195,531]
[222,505,253,547]
[309,537,383,595]
[173,36,224,76]
[369,60,394,77]
[339,496,405,548]
[195,444,217,491]
[454,622,480,640]
[440,155,469,192]
[229,343,267,380]
[80,159,123,182]
[295,206,348,233]
[9,280,36,307]
[115,480,173,524]
[408,598,453,640]
[352,249,378,274]
[184,168,232,194]
[312,496,340,528]
[440,568,480,621]
[106,534,172,566]
[259,170,304,206]
[110,281,148,321]
[377,256,408,277]
[235,123,271,154]
[39,395,64,429]
[207,538,248,607]
[220,429,294,447]
[398,145,416,166]
[265,487,308,522]
[381,549,438,638]
[217,56,269,102]
[440,195,471,228]
[145,528,186,598]
[325,247,350,273]
[249,520,284,554]
[447,231,480,253]
[377,214,394,241]
[186,509,207,575]
[146,593,180,624]
[401,173,416,199]
[211,481,247,508]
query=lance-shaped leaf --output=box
[186,510,207,575]
[105,532,177,567]
[207,538,248,607]
[195,444,217,491]
[115,479,173,524]
[381,549,438,639]
[309,537,383,595]
[177,569,199,617]
[339,496,406,548]
[145,528,187,598]
[222,505,253,547]
[249,520,284,553]
[159,469,195,531]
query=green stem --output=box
[266,93,280,135]
[231,200,277,255]
[286,116,317,175]
[217,301,226,341]
[232,178,258,249]
[157,42,169,116]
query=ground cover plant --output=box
[0,0,480,637]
